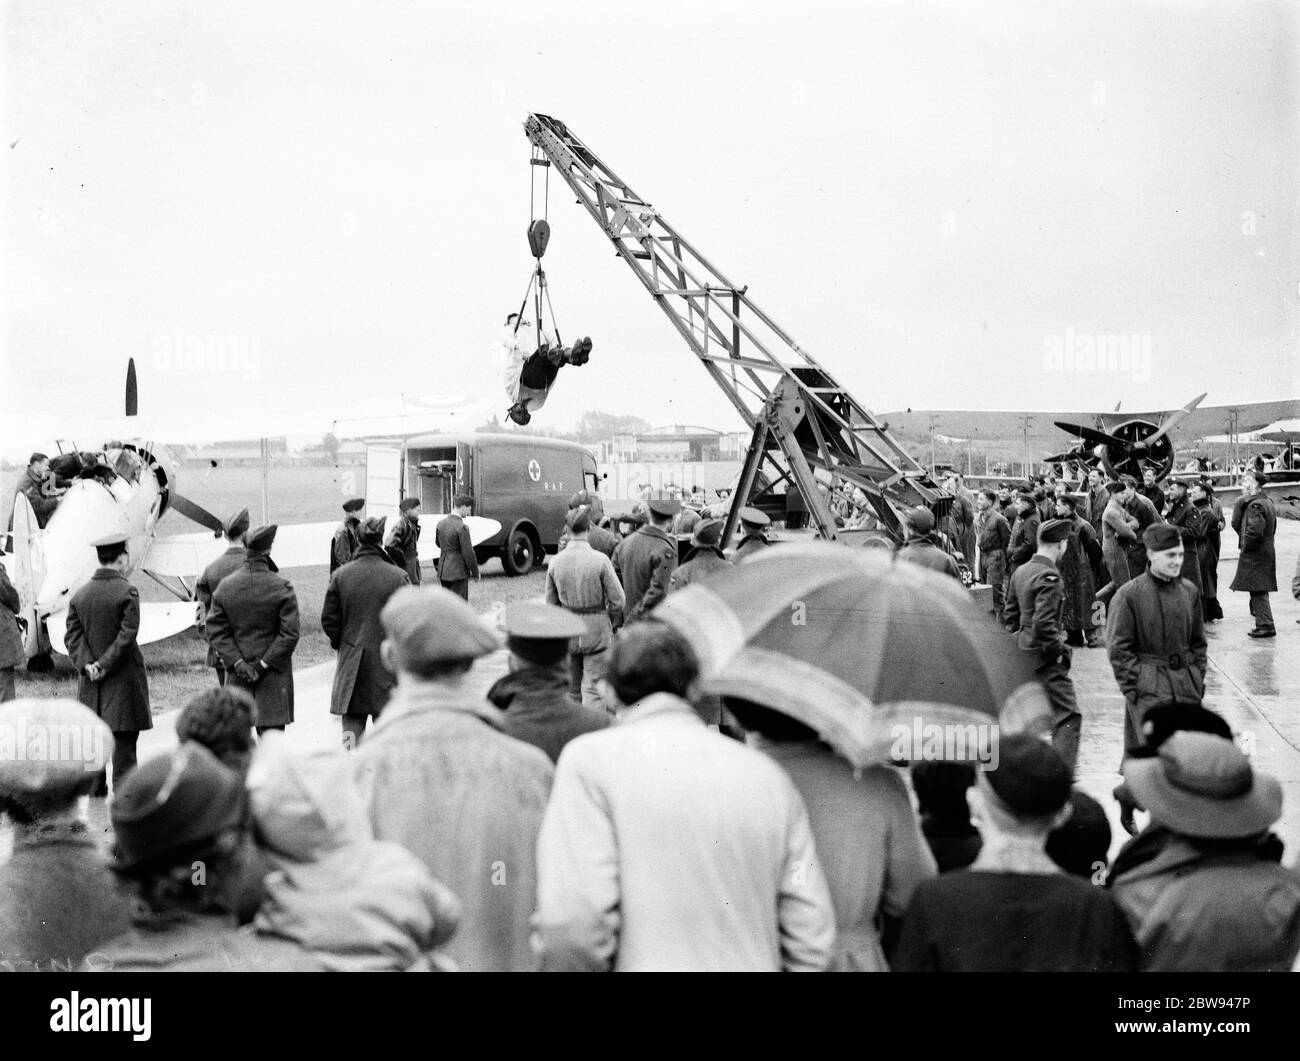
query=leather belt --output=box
[1139,651,1186,670]
[566,604,610,615]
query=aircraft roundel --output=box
[527,459,541,482]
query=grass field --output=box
[11,460,550,712]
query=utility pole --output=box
[928,414,940,472]
[1016,415,1035,479]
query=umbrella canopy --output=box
[655,543,1051,768]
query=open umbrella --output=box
[655,543,1051,768]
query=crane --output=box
[522,113,956,550]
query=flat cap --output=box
[342,498,366,513]
[381,585,499,667]
[1038,518,1073,544]
[738,505,770,528]
[646,497,681,518]
[904,507,934,534]
[357,515,387,544]
[399,497,421,512]
[245,524,278,552]
[0,699,113,798]
[1143,523,1181,550]
[90,532,130,548]
[223,507,250,539]
[111,743,247,873]
[692,518,724,548]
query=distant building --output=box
[634,425,725,462]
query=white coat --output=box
[533,693,836,972]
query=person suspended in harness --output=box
[501,313,592,426]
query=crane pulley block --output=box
[528,219,551,259]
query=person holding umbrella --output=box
[1003,519,1083,773]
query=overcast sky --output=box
[3,0,1297,452]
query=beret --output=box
[692,518,724,548]
[342,498,366,513]
[399,497,422,512]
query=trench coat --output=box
[1229,493,1277,593]
[196,545,246,668]
[613,524,678,623]
[1058,516,1102,631]
[1165,497,1206,592]
[1106,572,1206,751]
[63,570,152,732]
[1101,498,1137,587]
[384,515,422,584]
[206,555,300,727]
[321,546,409,718]
[0,560,24,671]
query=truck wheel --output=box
[501,526,537,576]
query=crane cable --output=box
[513,147,563,387]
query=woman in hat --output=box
[1109,733,1300,971]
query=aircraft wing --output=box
[46,601,202,654]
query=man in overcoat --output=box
[196,507,250,686]
[331,498,365,573]
[1106,523,1207,758]
[613,498,679,623]
[63,533,152,793]
[206,524,300,734]
[434,493,479,601]
[385,498,423,584]
[1229,468,1277,639]
[323,516,410,749]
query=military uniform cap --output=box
[501,601,587,641]
[738,505,770,527]
[223,507,251,539]
[0,699,114,799]
[380,585,499,667]
[399,497,421,513]
[1038,518,1072,544]
[342,498,365,513]
[1143,523,1181,551]
[646,497,681,518]
[90,532,130,548]
[245,524,278,552]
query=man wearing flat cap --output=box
[63,533,151,793]
[351,586,554,971]
[669,518,734,593]
[1110,732,1300,971]
[323,516,410,749]
[1004,518,1083,772]
[1106,522,1207,760]
[546,506,625,711]
[731,505,771,563]
[384,497,424,584]
[613,497,680,624]
[206,525,300,735]
[488,601,610,762]
[331,498,366,574]
[0,699,132,968]
[197,507,251,687]
[897,507,962,581]
[435,494,480,601]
